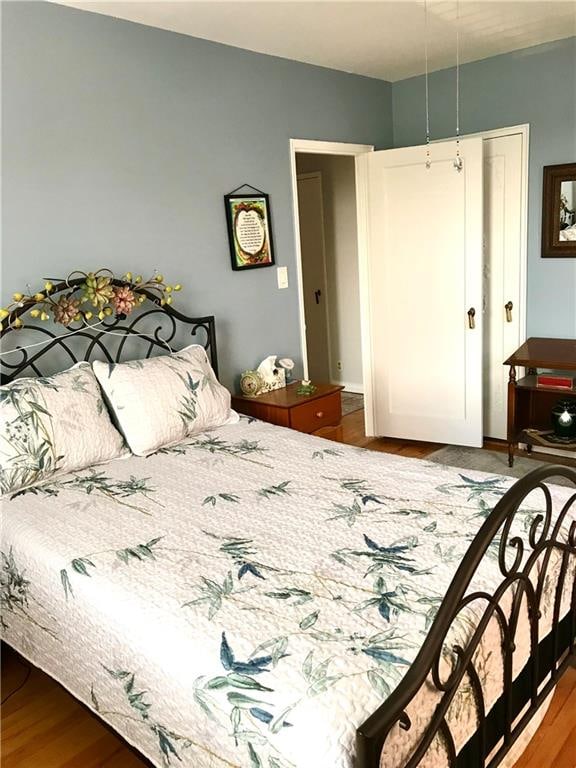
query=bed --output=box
[1,281,575,768]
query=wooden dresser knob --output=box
[316,411,324,418]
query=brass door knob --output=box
[467,307,476,329]
[505,301,513,322]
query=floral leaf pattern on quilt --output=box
[60,537,164,599]
[187,436,272,467]
[436,473,509,505]
[15,469,162,516]
[202,482,292,507]
[333,533,422,576]
[94,667,194,766]
[0,365,125,495]
[2,417,572,768]
[1,548,58,638]
[190,634,296,768]
[201,532,281,581]
[311,448,342,460]
[0,380,60,494]
[176,372,200,428]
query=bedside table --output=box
[232,382,344,441]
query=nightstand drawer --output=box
[289,392,341,433]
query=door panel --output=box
[483,134,524,439]
[297,173,331,382]
[364,138,484,446]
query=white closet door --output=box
[361,138,484,446]
[483,134,524,439]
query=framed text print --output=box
[224,191,275,271]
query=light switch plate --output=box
[277,266,288,289]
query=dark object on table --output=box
[551,399,576,440]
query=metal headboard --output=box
[0,277,218,384]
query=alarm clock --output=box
[239,370,264,397]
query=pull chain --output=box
[454,0,463,171]
[424,0,431,169]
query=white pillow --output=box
[92,345,237,456]
[0,363,127,496]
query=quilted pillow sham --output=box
[0,363,127,496]
[92,345,237,456]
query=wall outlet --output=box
[277,266,289,289]
[336,361,342,372]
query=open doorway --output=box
[292,143,372,415]
[291,130,528,448]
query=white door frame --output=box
[289,139,374,381]
[290,127,528,440]
[433,124,530,345]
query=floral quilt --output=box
[1,417,573,768]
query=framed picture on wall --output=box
[224,191,276,271]
[541,163,576,258]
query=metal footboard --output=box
[357,465,576,768]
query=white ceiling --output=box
[54,0,576,81]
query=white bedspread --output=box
[1,417,573,768]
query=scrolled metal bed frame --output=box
[1,282,575,768]
[358,464,575,768]
[0,276,218,383]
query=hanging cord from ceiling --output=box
[424,0,431,169]
[454,0,463,171]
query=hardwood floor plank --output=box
[1,646,149,768]
[515,668,576,763]
[59,736,127,768]
[552,722,576,768]
[3,692,79,751]
[99,746,149,768]
[513,668,576,768]
[29,717,127,768]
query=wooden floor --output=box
[513,665,576,768]
[1,408,574,767]
[339,407,443,457]
[1,645,145,768]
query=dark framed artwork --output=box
[224,192,275,271]
[541,163,576,258]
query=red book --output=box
[536,374,574,390]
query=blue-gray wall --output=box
[2,3,575,386]
[392,37,576,339]
[1,1,392,386]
